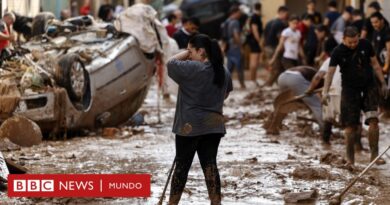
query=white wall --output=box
[2,0,40,16]
[380,0,390,22]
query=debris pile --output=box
[291,166,332,180]
[320,152,347,167]
[284,189,317,203]
[0,80,21,116]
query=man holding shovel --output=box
[322,26,387,165]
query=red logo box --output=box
[8,174,150,198]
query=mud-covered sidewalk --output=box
[1,79,390,205]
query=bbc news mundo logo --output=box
[8,174,150,197]
[14,180,54,192]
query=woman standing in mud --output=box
[167,34,232,205]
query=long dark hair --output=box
[189,34,225,88]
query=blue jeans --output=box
[226,48,244,83]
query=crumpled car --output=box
[0,5,171,136]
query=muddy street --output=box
[1,79,390,205]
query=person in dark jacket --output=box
[370,12,390,119]
[247,2,263,87]
[172,17,200,49]
[263,6,288,86]
[98,4,114,22]
[351,9,364,32]
[301,0,322,25]
[167,34,233,205]
[361,1,389,41]
[324,0,340,29]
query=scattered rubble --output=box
[0,138,21,151]
[241,89,265,106]
[0,80,21,116]
[102,127,120,138]
[183,188,193,196]
[287,154,297,160]
[5,158,28,174]
[245,157,258,164]
[65,154,77,160]
[284,189,317,203]
[320,152,347,167]
[291,166,332,180]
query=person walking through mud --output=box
[322,26,387,165]
[270,15,306,70]
[166,34,233,205]
[222,6,246,89]
[370,12,390,119]
[246,2,263,87]
[263,6,288,86]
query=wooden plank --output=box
[5,158,28,174]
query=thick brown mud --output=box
[1,79,390,205]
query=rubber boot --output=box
[345,128,355,165]
[322,121,332,144]
[202,164,221,205]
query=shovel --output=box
[329,145,390,205]
[157,159,176,205]
[281,88,323,106]
[265,89,321,133]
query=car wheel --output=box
[56,54,90,103]
[31,12,55,36]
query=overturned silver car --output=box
[0,5,173,136]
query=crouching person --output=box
[264,66,324,134]
[167,34,233,205]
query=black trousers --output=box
[281,57,298,70]
[169,133,223,205]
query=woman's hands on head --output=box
[168,49,190,62]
